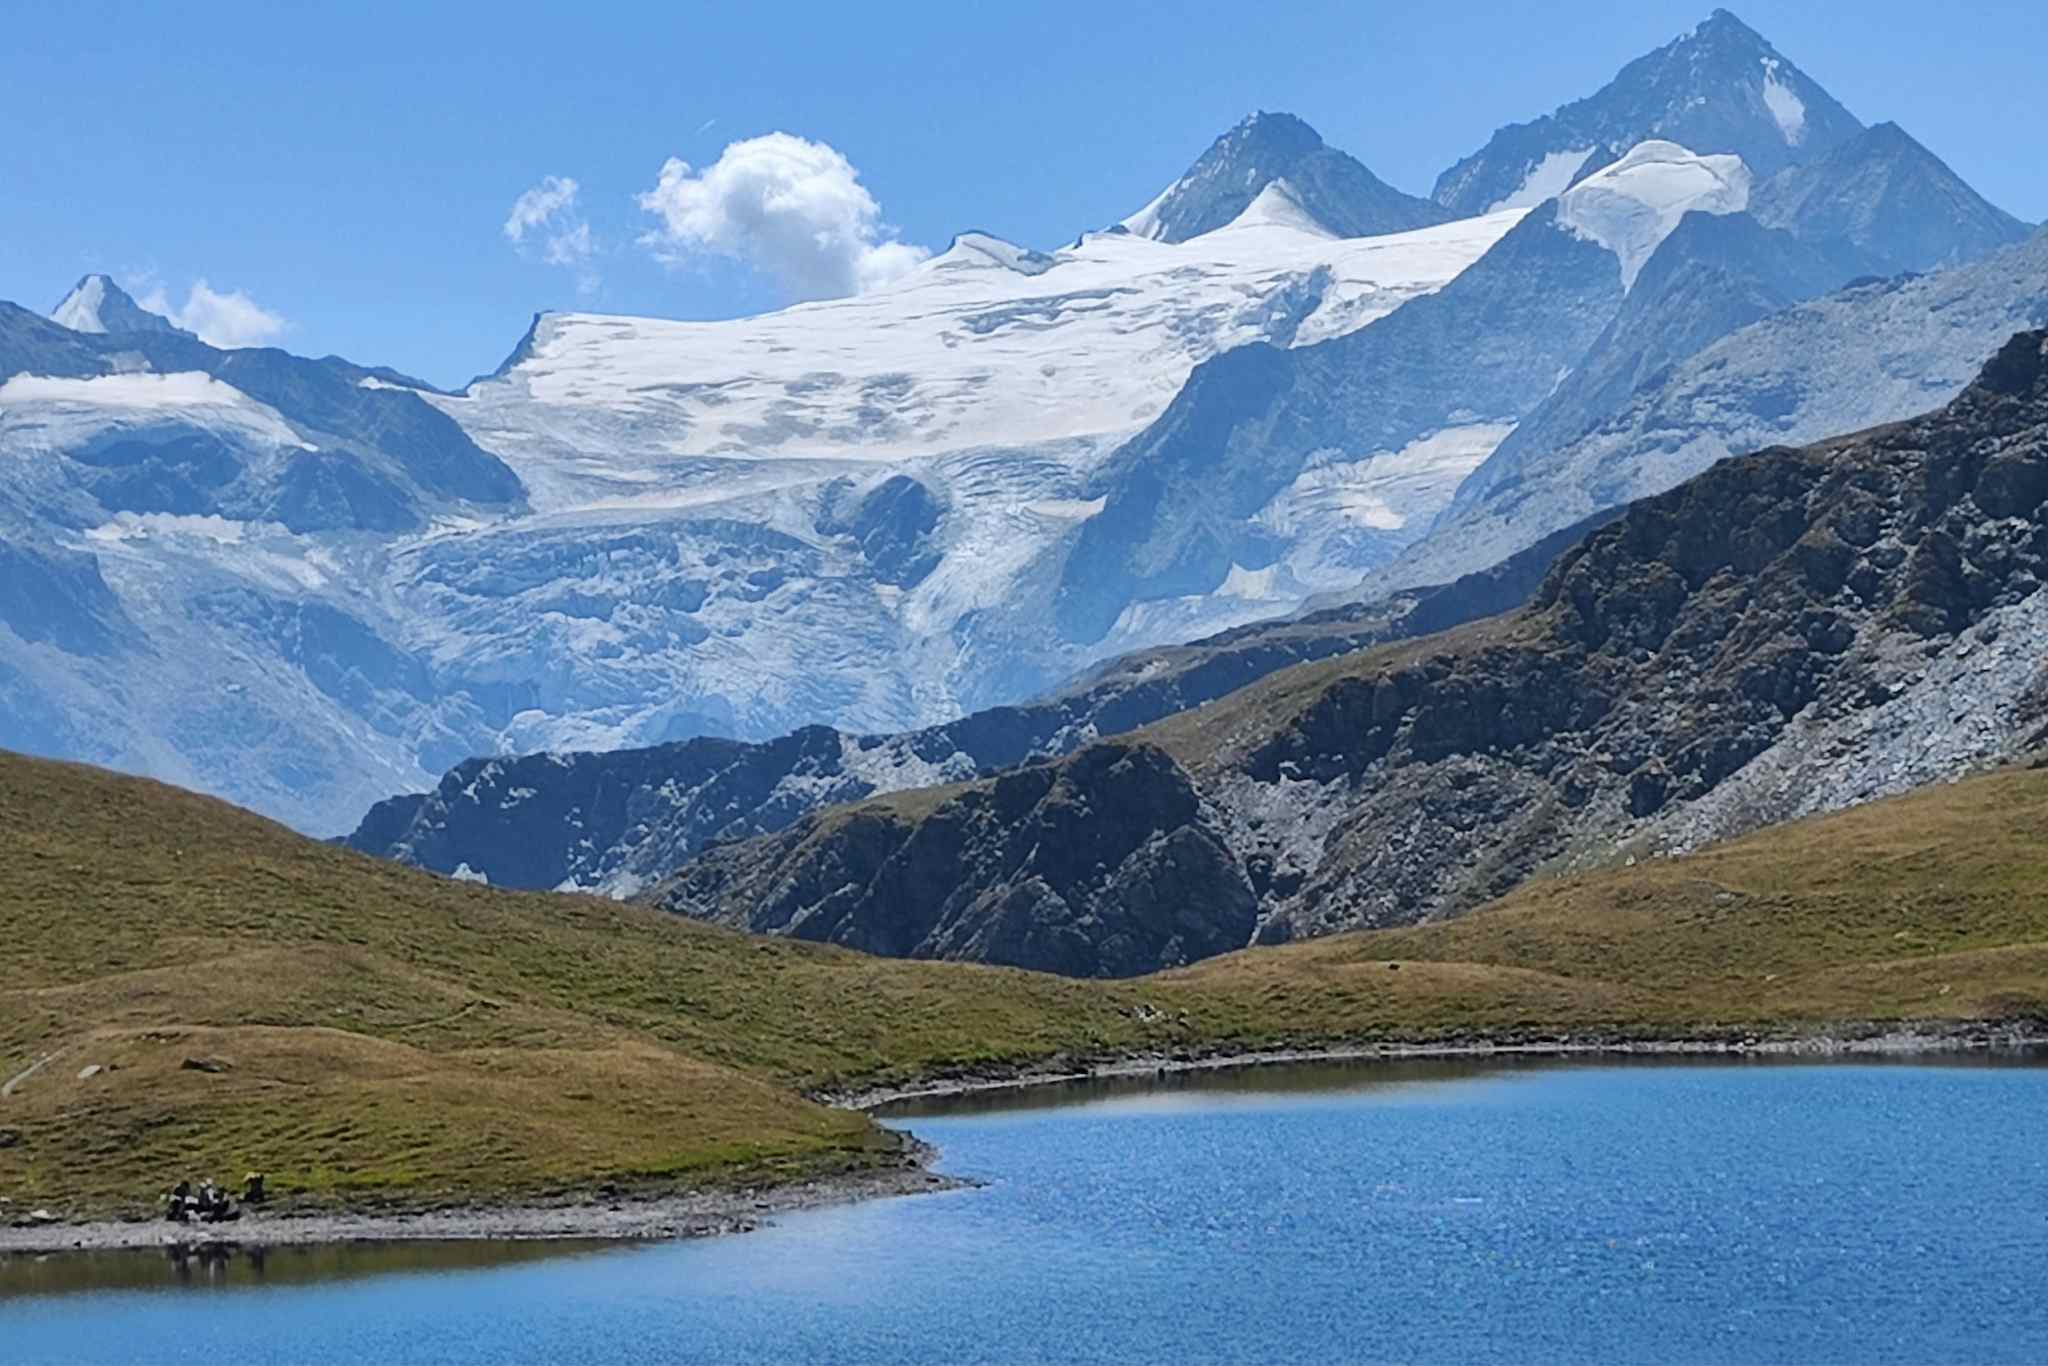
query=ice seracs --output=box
[1555,140,1752,289]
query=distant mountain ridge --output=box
[1407,225,2048,593]
[1,175,1516,833]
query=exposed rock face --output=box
[1054,202,1626,643]
[655,335,2048,972]
[1409,227,2048,593]
[347,516,1607,894]
[1749,122,2033,274]
[816,474,944,588]
[1122,112,1451,243]
[662,741,1258,977]
[1455,209,1870,513]
[1432,10,1863,217]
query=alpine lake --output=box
[6,1055,2046,1364]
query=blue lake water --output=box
[6,1057,2048,1364]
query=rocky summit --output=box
[1431,9,1863,217]
[652,334,2048,974]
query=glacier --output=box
[1,201,1524,834]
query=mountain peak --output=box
[49,274,194,340]
[1221,110,1325,158]
[1122,111,1448,244]
[1433,12,1862,217]
[1693,8,1769,46]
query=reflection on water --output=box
[877,1046,2047,1118]
[0,1239,612,1301]
[877,1054,1520,1117]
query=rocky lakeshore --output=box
[832,1021,2048,1109]
[0,1146,963,1257]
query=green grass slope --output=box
[3,751,2045,1217]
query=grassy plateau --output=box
[3,750,2045,1218]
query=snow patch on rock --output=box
[49,275,113,333]
[1228,180,1337,238]
[1760,58,1807,145]
[1253,422,1517,585]
[0,372,313,452]
[1485,147,1597,213]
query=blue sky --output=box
[4,0,2041,387]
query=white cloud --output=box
[505,175,599,294]
[544,220,593,268]
[637,132,930,300]
[139,280,290,349]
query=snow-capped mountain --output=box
[0,295,525,828]
[0,173,1520,833]
[1389,120,2038,595]
[48,275,195,341]
[1442,209,1871,532]
[1432,9,1861,217]
[1,12,2033,847]
[1051,139,1771,643]
[1121,112,1451,243]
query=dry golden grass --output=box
[3,750,2045,1217]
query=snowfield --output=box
[443,207,1527,510]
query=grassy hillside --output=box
[3,750,2046,1217]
